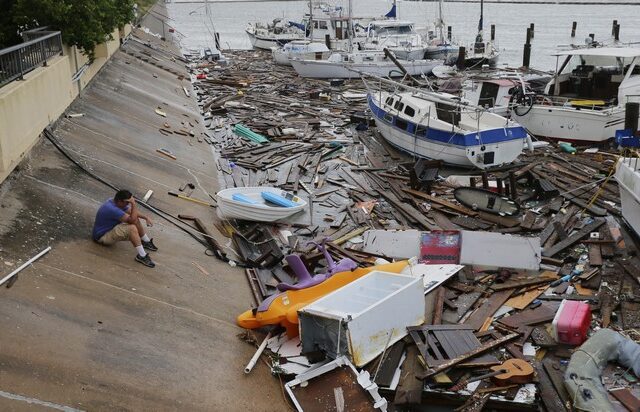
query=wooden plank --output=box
[588,243,603,266]
[394,345,425,405]
[463,289,513,331]
[610,388,640,412]
[403,188,477,216]
[432,287,445,325]
[374,340,406,388]
[543,359,572,408]
[542,219,606,257]
[534,361,568,412]
[417,333,519,379]
[505,286,546,310]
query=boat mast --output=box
[438,0,444,42]
[348,0,353,53]
[308,0,313,39]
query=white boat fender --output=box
[565,329,640,411]
[526,134,534,153]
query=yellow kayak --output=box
[237,260,409,337]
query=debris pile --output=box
[186,50,640,411]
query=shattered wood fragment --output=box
[394,345,425,405]
[542,219,606,257]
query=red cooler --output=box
[551,300,591,345]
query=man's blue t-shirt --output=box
[92,199,127,240]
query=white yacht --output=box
[271,40,330,66]
[290,50,440,79]
[366,77,530,169]
[511,48,640,143]
[616,157,640,237]
[358,20,428,61]
[245,19,305,50]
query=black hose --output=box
[43,128,233,263]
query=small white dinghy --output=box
[216,187,307,222]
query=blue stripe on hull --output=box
[368,94,527,147]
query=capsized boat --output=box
[271,40,330,66]
[511,47,640,143]
[216,187,307,222]
[237,260,409,337]
[291,50,441,79]
[365,76,530,169]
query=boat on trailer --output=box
[365,77,530,169]
[511,47,640,143]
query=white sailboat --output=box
[290,0,441,79]
[465,0,499,68]
[359,20,429,61]
[272,40,330,66]
[425,0,459,64]
[365,76,529,169]
[511,48,640,143]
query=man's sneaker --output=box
[142,239,158,252]
[135,254,156,268]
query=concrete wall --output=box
[0,27,128,183]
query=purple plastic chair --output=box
[276,238,357,292]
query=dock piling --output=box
[571,21,577,37]
[448,26,452,41]
[491,24,495,42]
[529,23,535,39]
[456,46,465,70]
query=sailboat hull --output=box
[291,58,439,79]
[368,95,527,169]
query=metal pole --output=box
[41,40,47,66]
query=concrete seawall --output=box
[0,26,130,183]
[0,2,286,410]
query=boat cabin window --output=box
[416,125,428,136]
[435,103,461,126]
[478,82,500,108]
[371,24,413,36]
[394,101,404,111]
[395,117,409,131]
[318,21,328,30]
[385,97,394,106]
[404,105,416,117]
[383,113,393,123]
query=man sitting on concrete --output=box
[92,190,158,268]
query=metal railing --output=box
[0,29,63,88]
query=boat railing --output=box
[531,94,614,111]
[621,157,640,173]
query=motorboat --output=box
[358,20,428,61]
[245,18,305,50]
[462,72,550,117]
[271,40,330,66]
[365,76,530,169]
[290,50,441,79]
[216,187,307,222]
[615,157,640,237]
[511,47,640,143]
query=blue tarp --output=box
[288,21,306,31]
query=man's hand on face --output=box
[127,196,136,206]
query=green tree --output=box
[2,0,135,60]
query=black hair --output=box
[114,189,132,202]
